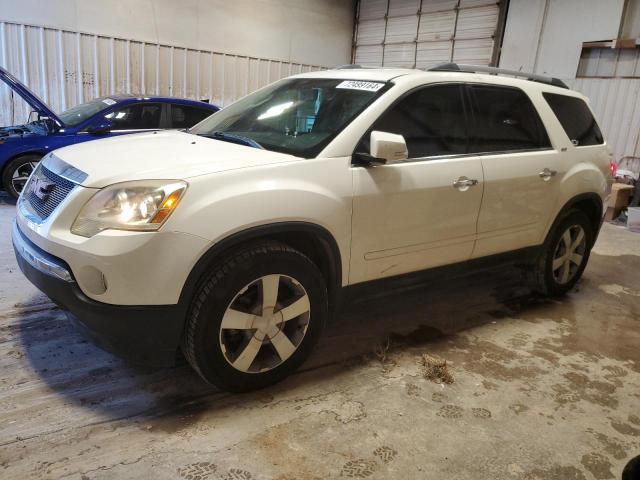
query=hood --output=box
[0,67,64,127]
[48,130,299,188]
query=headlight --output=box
[71,180,187,238]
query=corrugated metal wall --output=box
[0,21,324,127]
[570,78,640,162]
[353,0,503,68]
[577,47,640,78]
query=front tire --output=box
[2,154,42,199]
[181,241,328,392]
[528,211,593,296]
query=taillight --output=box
[610,162,617,177]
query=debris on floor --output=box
[373,337,397,372]
[420,353,454,384]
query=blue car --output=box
[0,66,219,198]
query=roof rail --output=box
[427,63,569,89]
[335,64,368,69]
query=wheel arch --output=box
[1,150,45,175]
[1,151,45,195]
[178,221,343,313]
[545,192,603,247]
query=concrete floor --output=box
[1,196,639,480]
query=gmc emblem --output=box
[30,177,55,201]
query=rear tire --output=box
[2,154,42,199]
[181,241,328,392]
[528,210,593,296]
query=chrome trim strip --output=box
[351,147,556,167]
[17,197,44,225]
[12,221,73,282]
[42,154,88,185]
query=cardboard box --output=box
[605,207,620,222]
[609,183,635,209]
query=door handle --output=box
[453,177,479,190]
[539,168,558,180]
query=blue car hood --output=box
[0,66,64,127]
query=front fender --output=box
[166,156,353,286]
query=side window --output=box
[543,93,603,146]
[358,84,468,159]
[105,103,162,129]
[469,85,551,154]
[171,105,213,129]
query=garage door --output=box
[354,0,506,69]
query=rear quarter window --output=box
[542,93,603,146]
[171,105,214,129]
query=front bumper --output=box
[12,221,185,366]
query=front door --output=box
[349,83,484,284]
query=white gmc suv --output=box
[13,64,611,391]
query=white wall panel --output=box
[500,0,625,78]
[578,48,640,78]
[0,0,354,68]
[0,21,325,127]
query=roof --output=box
[293,67,418,82]
[293,64,579,97]
[93,94,218,107]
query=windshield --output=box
[58,97,117,127]
[189,78,390,157]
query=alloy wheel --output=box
[219,274,311,373]
[11,161,39,193]
[552,224,587,284]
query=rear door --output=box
[468,84,561,258]
[350,83,484,284]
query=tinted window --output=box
[171,105,213,129]
[469,85,551,153]
[105,103,162,129]
[543,93,603,146]
[59,97,116,126]
[358,84,468,158]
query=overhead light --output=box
[257,101,294,120]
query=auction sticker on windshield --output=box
[336,80,385,92]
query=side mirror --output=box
[369,130,408,165]
[86,119,113,135]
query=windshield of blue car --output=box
[189,78,391,157]
[58,97,117,127]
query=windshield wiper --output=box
[198,131,264,149]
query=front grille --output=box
[25,164,77,220]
